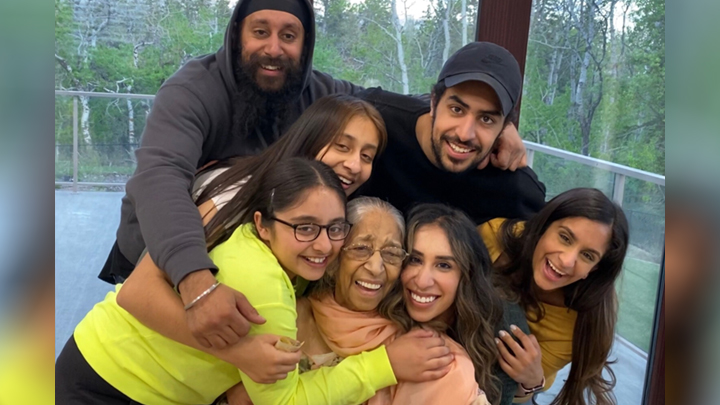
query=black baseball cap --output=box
[437,42,522,116]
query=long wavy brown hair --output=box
[494,188,629,405]
[378,203,504,404]
[195,94,387,250]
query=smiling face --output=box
[401,224,461,323]
[334,209,404,312]
[316,115,380,196]
[239,10,305,92]
[428,81,506,173]
[255,186,346,281]
[532,217,612,294]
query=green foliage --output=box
[55,0,663,183]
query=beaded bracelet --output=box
[184,281,221,311]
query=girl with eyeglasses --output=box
[55,158,420,405]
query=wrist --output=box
[178,270,216,304]
[518,376,545,396]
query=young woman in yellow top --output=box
[479,188,629,405]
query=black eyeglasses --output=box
[269,217,352,242]
[342,244,409,266]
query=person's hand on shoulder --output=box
[178,270,266,349]
[386,328,454,382]
[477,122,527,171]
[496,324,544,389]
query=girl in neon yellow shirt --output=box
[56,158,400,405]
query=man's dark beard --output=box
[229,52,305,153]
[429,111,488,173]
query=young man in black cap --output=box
[356,43,546,405]
[356,41,546,224]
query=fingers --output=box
[276,350,302,367]
[495,337,518,366]
[226,315,252,342]
[220,325,242,346]
[235,292,266,325]
[498,330,523,356]
[529,334,541,351]
[477,153,491,170]
[497,355,515,378]
[419,365,452,381]
[424,345,452,360]
[508,153,521,171]
[197,336,212,349]
[208,333,230,349]
[425,353,454,370]
[519,153,528,169]
[491,149,511,170]
[509,324,533,350]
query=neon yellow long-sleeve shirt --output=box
[75,224,396,405]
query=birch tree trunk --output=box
[442,0,451,63]
[80,95,92,147]
[461,0,468,46]
[390,0,409,94]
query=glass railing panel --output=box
[530,151,615,199]
[615,179,664,353]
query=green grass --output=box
[615,255,662,353]
[55,160,135,182]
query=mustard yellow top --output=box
[479,218,577,390]
[74,224,396,405]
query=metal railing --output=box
[525,142,665,207]
[55,90,155,191]
[55,90,666,201]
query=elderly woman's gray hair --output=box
[307,196,405,297]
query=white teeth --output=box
[410,292,437,304]
[547,260,566,276]
[338,175,353,185]
[306,257,326,264]
[448,142,473,154]
[262,65,280,71]
[356,280,381,290]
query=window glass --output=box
[519,1,664,403]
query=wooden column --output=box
[475,0,533,118]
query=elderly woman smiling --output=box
[298,197,452,377]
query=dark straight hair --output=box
[495,188,629,405]
[378,203,504,405]
[196,94,386,244]
[431,81,517,126]
[203,157,346,251]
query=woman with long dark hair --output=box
[379,204,505,405]
[480,188,629,405]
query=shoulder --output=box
[193,168,248,208]
[158,55,232,115]
[210,225,291,298]
[306,70,361,96]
